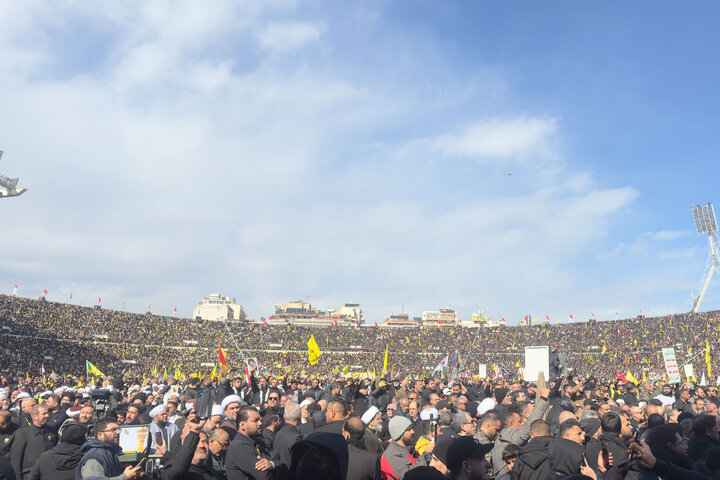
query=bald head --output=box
[326,401,347,423]
[343,416,365,441]
[209,428,230,443]
[21,398,36,414]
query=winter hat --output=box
[61,423,89,445]
[494,388,509,404]
[579,418,601,437]
[388,416,413,441]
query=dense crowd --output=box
[3,356,720,480]
[0,295,719,382]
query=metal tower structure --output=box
[0,151,27,198]
[691,203,720,313]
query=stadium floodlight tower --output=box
[691,202,720,313]
[0,151,27,198]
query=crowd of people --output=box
[0,295,719,382]
[3,294,720,479]
[2,358,720,480]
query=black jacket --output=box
[511,435,551,480]
[0,423,19,457]
[160,431,215,480]
[547,438,583,479]
[225,433,276,480]
[346,443,381,480]
[687,434,718,463]
[315,421,344,436]
[28,443,82,480]
[585,433,629,480]
[271,424,302,469]
[9,425,57,480]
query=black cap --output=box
[446,436,493,473]
[433,435,454,466]
[61,423,89,445]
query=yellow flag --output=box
[210,364,218,380]
[307,335,322,365]
[85,361,104,377]
[382,345,389,377]
[706,340,712,379]
[601,345,607,354]
[342,365,349,374]
[626,371,639,385]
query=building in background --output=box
[193,294,246,321]
[268,299,363,327]
[381,313,420,328]
[421,308,458,327]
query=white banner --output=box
[524,346,549,382]
[662,348,681,383]
[684,363,694,379]
[478,364,487,378]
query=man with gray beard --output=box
[360,406,383,456]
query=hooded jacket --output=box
[547,438,584,480]
[511,435,552,480]
[29,442,83,480]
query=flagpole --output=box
[221,318,249,367]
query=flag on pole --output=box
[86,361,104,377]
[601,345,607,354]
[615,311,618,320]
[209,364,218,380]
[592,312,595,320]
[382,344,389,377]
[13,284,18,296]
[307,335,322,365]
[706,340,712,379]
[98,297,101,304]
[432,356,448,376]
[218,345,227,368]
[42,289,48,297]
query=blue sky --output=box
[1,1,719,323]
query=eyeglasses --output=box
[269,397,279,401]
[102,427,120,433]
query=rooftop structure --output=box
[193,294,246,322]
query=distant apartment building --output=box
[421,308,458,327]
[193,293,246,321]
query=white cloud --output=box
[426,115,559,162]
[0,2,668,324]
[256,21,324,52]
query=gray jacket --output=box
[491,395,549,480]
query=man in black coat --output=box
[511,420,551,480]
[585,413,630,480]
[27,423,87,480]
[9,405,57,480]
[225,407,284,480]
[343,417,381,480]
[0,412,19,457]
[315,401,346,435]
[271,404,303,470]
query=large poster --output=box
[661,348,681,384]
[524,346,549,382]
[119,424,149,454]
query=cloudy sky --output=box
[1,1,719,324]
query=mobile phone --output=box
[154,432,163,445]
[601,442,610,466]
[632,427,642,444]
[135,457,147,469]
[581,454,589,468]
